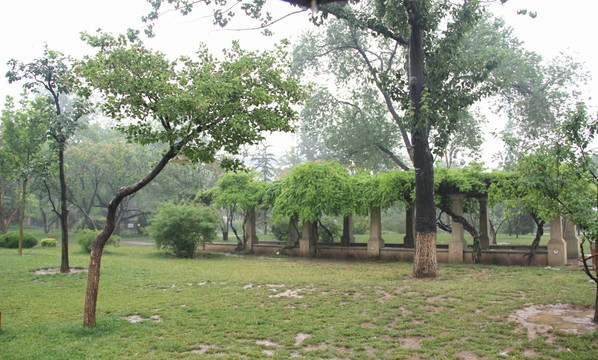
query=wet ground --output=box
[510,304,597,339]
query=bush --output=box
[40,238,57,247]
[0,231,38,248]
[353,217,370,235]
[77,229,121,253]
[148,202,220,258]
[271,219,290,241]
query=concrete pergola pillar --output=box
[449,195,467,264]
[478,197,493,250]
[287,217,300,247]
[564,219,580,262]
[548,215,567,266]
[299,220,315,257]
[243,207,259,252]
[340,215,356,246]
[367,206,384,257]
[403,203,415,248]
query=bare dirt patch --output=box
[375,287,396,303]
[269,288,314,299]
[399,337,427,349]
[123,314,163,324]
[187,344,215,354]
[295,333,311,346]
[509,303,597,340]
[427,295,459,303]
[255,340,281,347]
[399,306,413,316]
[123,315,144,323]
[149,315,162,322]
[32,267,87,275]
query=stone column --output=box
[243,207,259,252]
[287,217,300,247]
[367,206,384,257]
[403,203,415,248]
[478,197,492,250]
[449,195,467,264]
[299,220,315,257]
[548,215,567,266]
[340,215,356,246]
[564,219,580,262]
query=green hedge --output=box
[0,231,38,248]
[41,238,58,247]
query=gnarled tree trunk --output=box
[83,148,176,327]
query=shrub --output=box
[148,202,220,258]
[40,238,57,247]
[77,229,121,253]
[0,231,38,248]
[353,217,370,235]
[271,219,290,241]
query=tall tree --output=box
[251,143,278,181]
[493,48,588,166]
[77,32,304,326]
[7,47,91,273]
[1,95,51,255]
[318,1,497,277]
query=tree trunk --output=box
[83,148,176,327]
[18,180,27,256]
[523,214,544,266]
[0,178,7,234]
[405,0,437,278]
[438,201,482,263]
[59,149,70,274]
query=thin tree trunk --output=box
[18,180,27,256]
[83,148,176,327]
[438,201,481,263]
[523,214,544,266]
[0,178,6,234]
[59,148,70,273]
[405,0,437,278]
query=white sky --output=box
[1,0,597,167]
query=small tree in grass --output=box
[149,203,220,258]
[515,103,598,322]
[77,31,304,326]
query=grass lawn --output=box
[1,241,597,359]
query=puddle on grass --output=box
[510,304,597,339]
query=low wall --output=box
[205,241,550,266]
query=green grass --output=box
[0,243,597,359]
